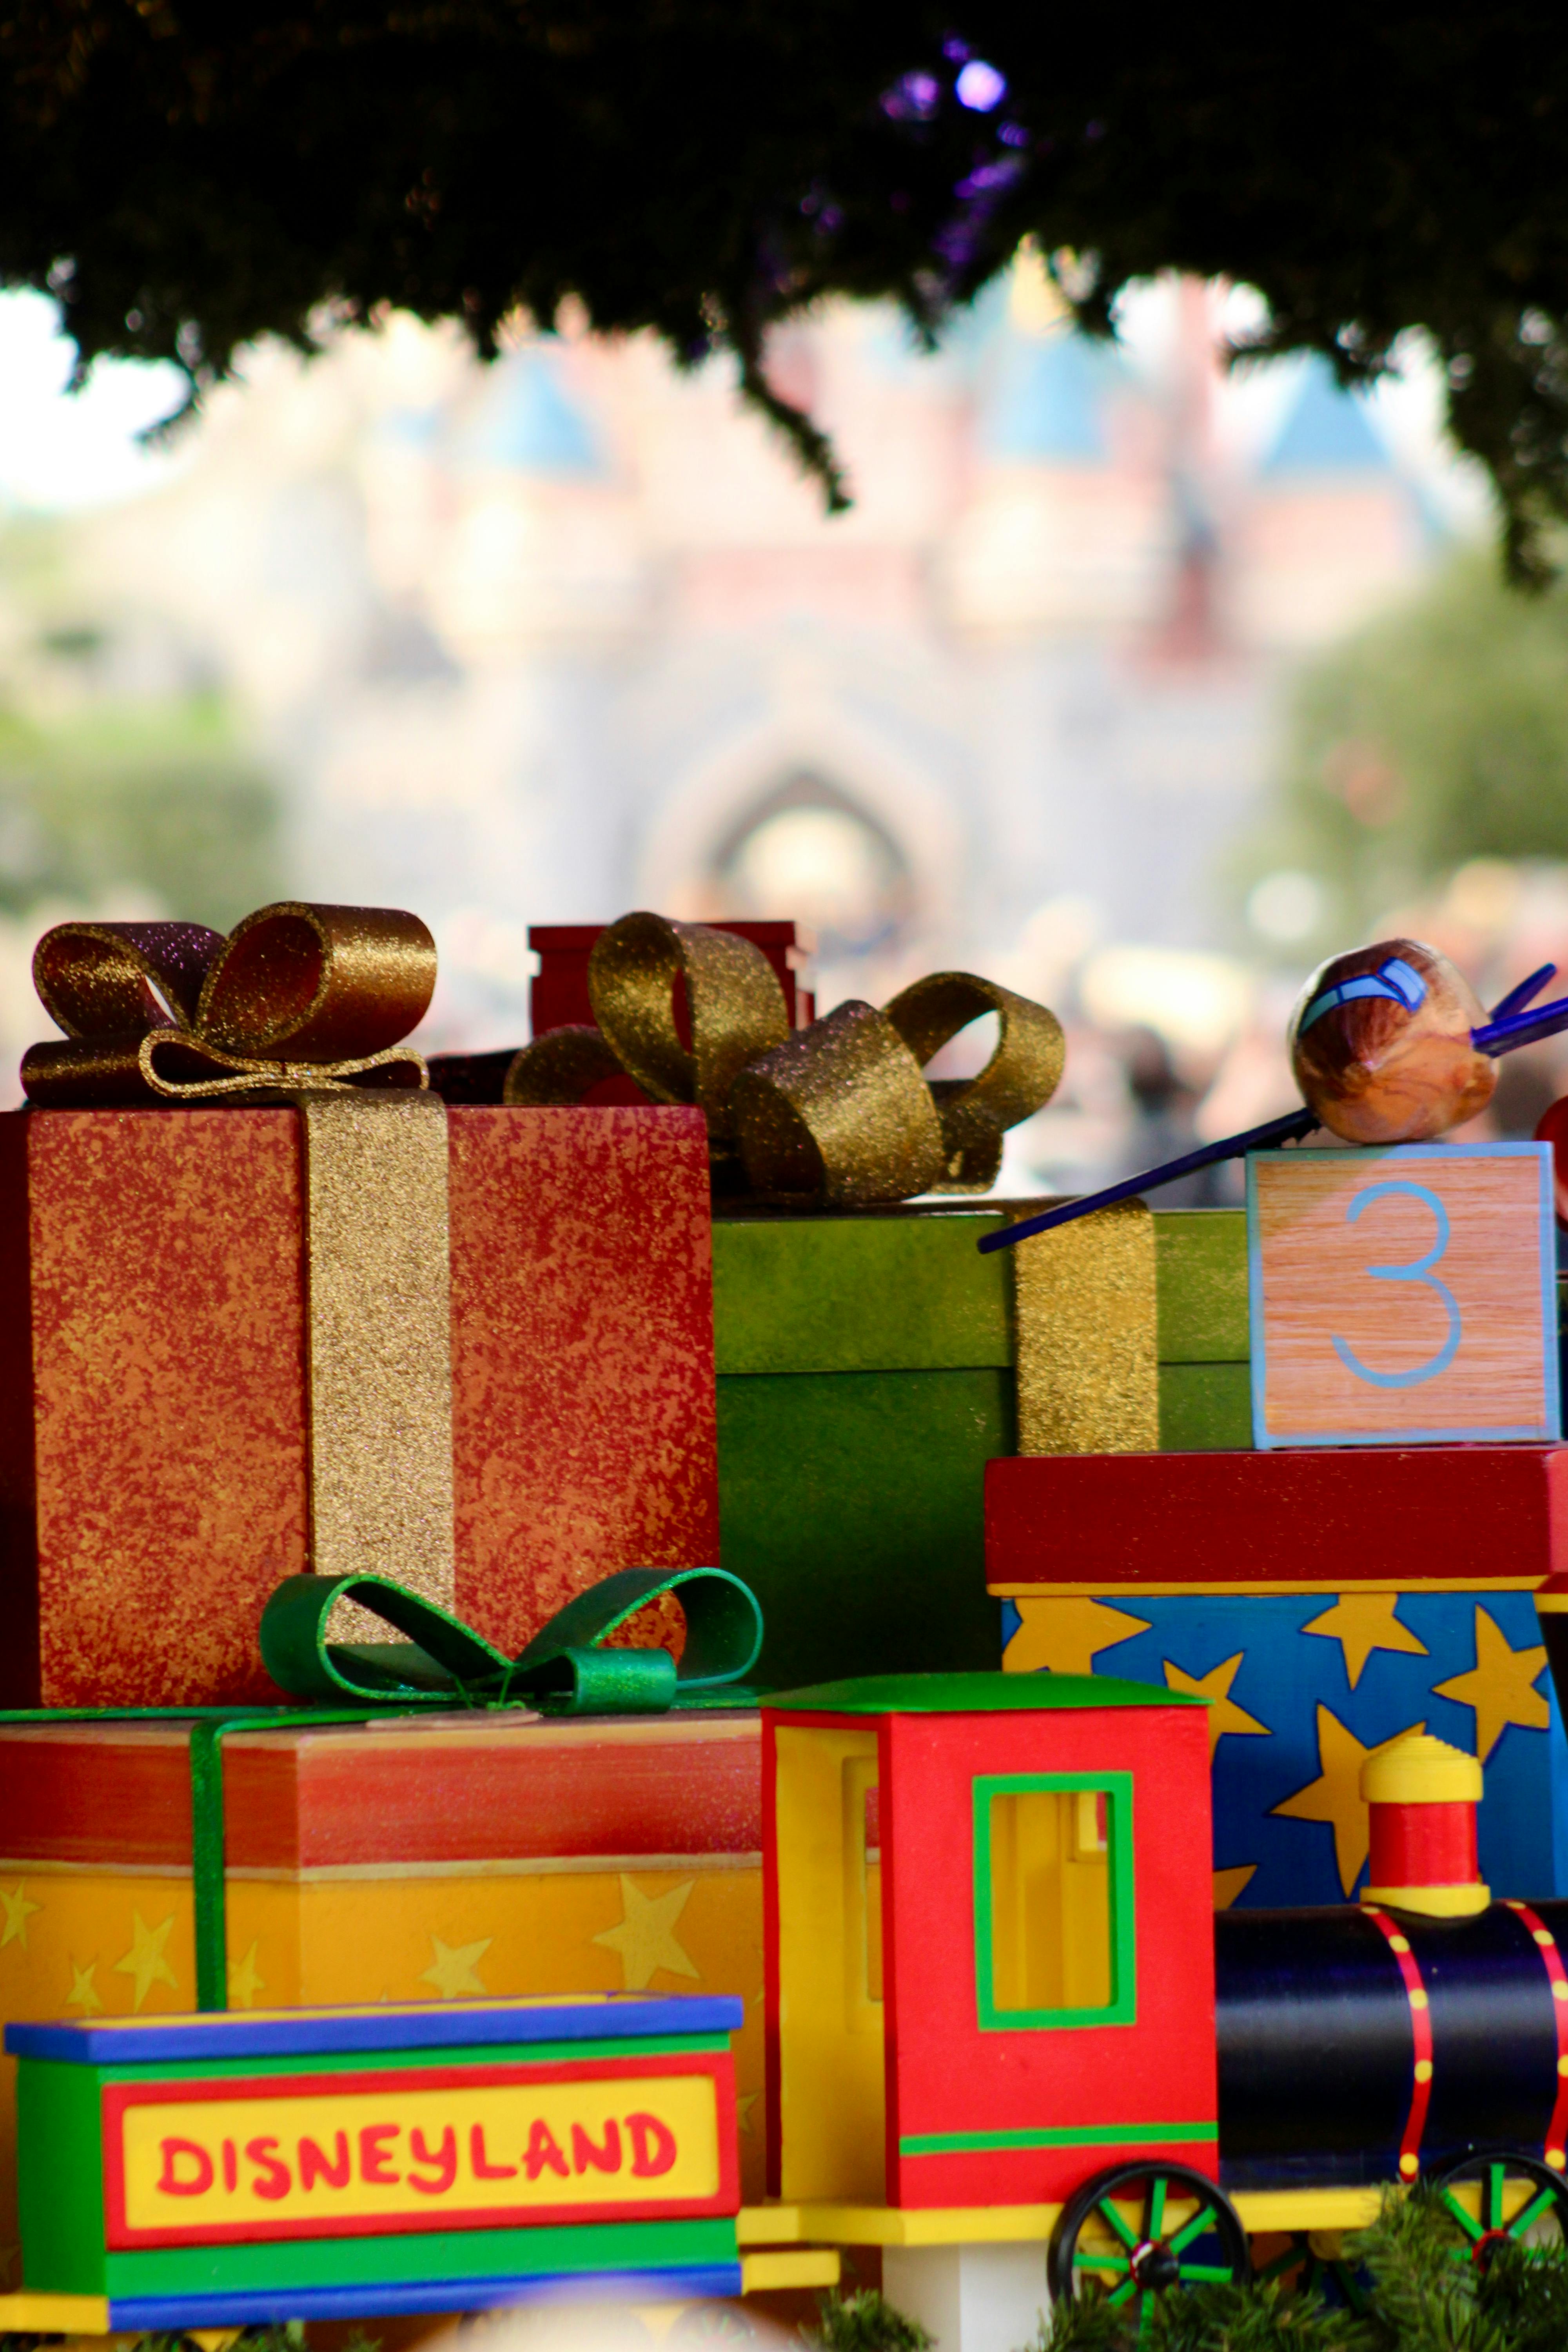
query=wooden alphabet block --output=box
[1247,1143,1559,1448]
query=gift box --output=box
[997,1585,1568,1910]
[712,1197,1160,1690]
[990,1444,1568,1907]
[0,1102,719,1707]
[0,1708,767,2262]
[1154,1208,1250,1450]
[711,1203,1261,1690]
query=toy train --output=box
[5,1667,1568,2343]
[759,1671,1568,2320]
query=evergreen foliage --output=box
[2,11,1568,576]
[804,2287,934,2352]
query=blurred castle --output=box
[62,269,1439,1049]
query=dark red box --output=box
[985,1446,1568,1593]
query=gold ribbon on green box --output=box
[20,902,460,1624]
[499,910,1067,1204]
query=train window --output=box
[841,1757,883,2029]
[972,1771,1136,2030]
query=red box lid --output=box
[0,1713,761,1873]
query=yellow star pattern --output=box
[1003,1599,1151,1677]
[593,1876,699,1991]
[1273,1708,1426,1896]
[737,2092,759,2138]
[1213,1866,1258,1909]
[1434,1607,1549,1763]
[0,1883,40,1951]
[67,1958,104,2016]
[1303,1593,1429,1692]
[113,1913,178,2012]
[419,1936,492,1999]
[1163,1654,1270,1756]
[228,1941,266,2010]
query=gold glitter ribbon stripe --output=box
[301,1092,456,1621]
[504,911,1066,1207]
[1011,1198,1159,1455]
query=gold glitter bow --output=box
[501,912,1065,1204]
[21,902,437,1104]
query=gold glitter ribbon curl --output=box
[21,901,436,1105]
[499,912,1065,1205]
[20,902,457,1622]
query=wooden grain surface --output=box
[1249,1146,1556,1446]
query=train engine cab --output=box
[763,1670,1219,2228]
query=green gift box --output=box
[711,1202,1255,1690]
[1154,1207,1251,1452]
[711,1200,1166,1687]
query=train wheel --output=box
[1429,2149,1568,2268]
[1047,2160,1250,2327]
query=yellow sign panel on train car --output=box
[105,2058,726,2245]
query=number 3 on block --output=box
[1330,1180,1461,1390]
[1246,1143,1561,1448]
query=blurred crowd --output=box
[989,857,1568,1204]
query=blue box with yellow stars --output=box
[1000,1588,1568,1907]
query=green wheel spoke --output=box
[1107,2277,1140,2310]
[1488,2162,1506,2232]
[1137,2296,1154,2345]
[1506,2187,1558,2240]
[1169,2201,1220,2254]
[1075,2254,1132,2274]
[1441,2189,1485,2243]
[1097,2198,1140,2251]
[1177,2263,1238,2284]
[1146,2175,1167,2243]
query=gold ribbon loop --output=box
[196,904,437,1061]
[885,973,1067,1192]
[586,911,790,1143]
[439,915,1066,1208]
[730,1000,946,1205]
[23,903,437,1106]
[502,1024,626,1107]
[33,919,225,1037]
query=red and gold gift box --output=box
[0,1708,766,2261]
[0,1101,719,1707]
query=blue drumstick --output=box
[975,1107,1318,1254]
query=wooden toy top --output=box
[6,1991,744,2066]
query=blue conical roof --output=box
[981,328,1120,461]
[1264,359,1389,473]
[465,350,602,474]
